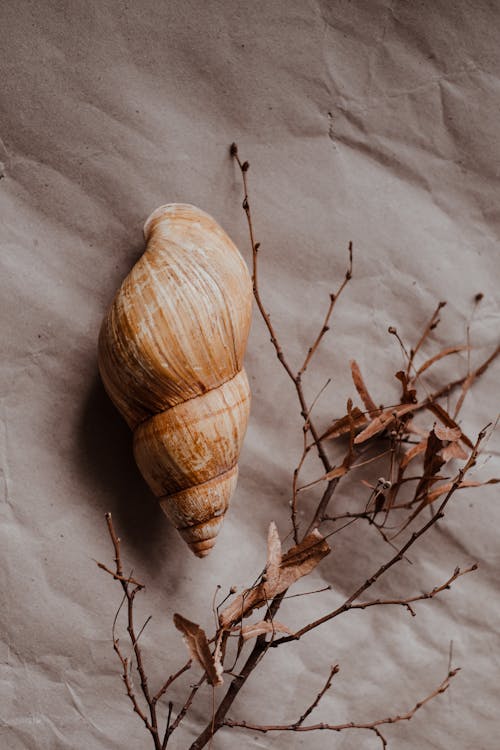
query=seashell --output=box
[98,203,252,557]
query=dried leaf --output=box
[415,346,468,376]
[323,465,348,481]
[240,620,292,641]
[415,429,446,494]
[426,403,474,448]
[279,530,331,586]
[424,482,457,504]
[426,478,500,504]
[397,428,447,533]
[401,438,428,469]
[354,403,418,444]
[265,521,281,591]
[219,530,330,628]
[441,441,468,462]
[434,425,462,442]
[322,407,367,440]
[360,479,375,489]
[350,360,378,414]
[212,632,224,685]
[173,613,223,686]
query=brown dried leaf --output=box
[396,429,447,532]
[219,530,331,628]
[212,632,224,685]
[173,613,223,686]
[240,620,292,641]
[360,479,374,489]
[279,530,331,586]
[354,403,418,444]
[415,345,468,376]
[322,407,367,440]
[441,441,468,462]
[416,428,446,490]
[323,465,348,481]
[426,478,500,504]
[434,425,462,442]
[350,360,378,414]
[401,438,428,469]
[266,521,281,591]
[425,402,474,448]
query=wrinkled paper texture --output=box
[1,1,499,748]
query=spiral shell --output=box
[98,204,252,556]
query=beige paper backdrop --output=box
[1,1,499,748]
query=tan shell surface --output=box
[97,203,252,556]
[160,466,238,532]
[98,203,252,429]
[133,369,250,497]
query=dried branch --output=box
[98,514,161,750]
[291,378,331,541]
[433,343,499,413]
[231,142,352,523]
[405,300,446,379]
[95,561,144,588]
[350,564,478,617]
[294,664,339,726]
[153,660,192,706]
[414,345,468,377]
[163,675,206,749]
[223,667,460,749]
[98,514,202,749]
[113,639,152,732]
[298,247,352,378]
[273,429,486,645]
[100,145,499,750]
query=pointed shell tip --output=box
[190,538,217,558]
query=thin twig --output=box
[231,143,352,484]
[113,640,153,732]
[405,300,446,380]
[291,379,331,541]
[350,564,478,617]
[95,562,144,588]
[298,243,352,378]
[153,660,192,706]
[294,664,339,726]
[99,514,161,749]
[223,668,459,747]
[282,584,332,601]
[165,676,206,748]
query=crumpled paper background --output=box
[1,1,499,748]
